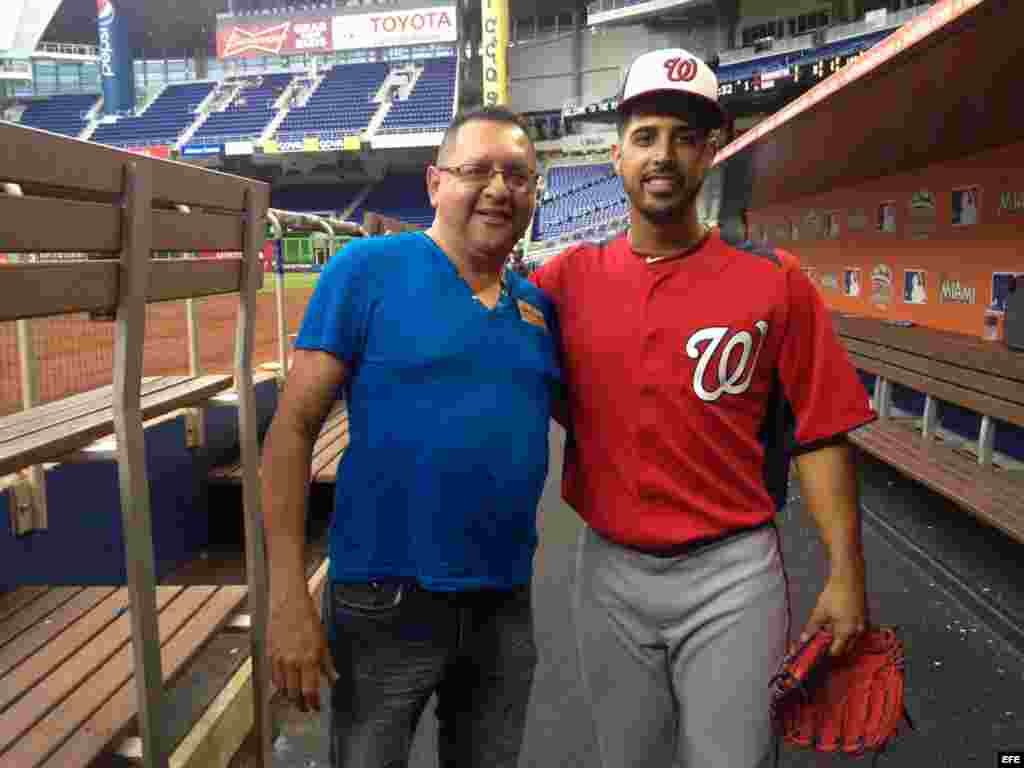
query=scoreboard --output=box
[717,48,868,99]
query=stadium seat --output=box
[377,57,456,135]
[187,73,293,148]
[534,163,626,241]
[17,94,100,138]
[90,82,215,148]
[275,62,389,141]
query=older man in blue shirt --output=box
[261,105,560,768]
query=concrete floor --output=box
[238,424,1024,767]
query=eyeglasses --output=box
[435,163,542,192]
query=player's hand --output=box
[268,586,339,713]
[799,567,868,658]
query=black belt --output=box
[611,519,775,559]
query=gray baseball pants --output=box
[572,522,789,768]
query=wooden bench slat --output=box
[312,439,347,484]
[0,588,119,680]
[0,586,232,768]
[0,259,252,324]
[310,409,350,484]
[0,586,186,747]
[208,402,347,486]
[847,352,1024,430]
[0,385,119,441]
[0,262,119,322]
[855,420,1021,497]
[316,431,350,484]
[207,461,243,482]
[851,428,1019,512]
[148,259,247,303]
[0,587,49,624]
[0,588,82,650]
[851,424,1024,542]
[0,196,121,253]
[853,422,1023,509]
[152,210,244,253]
[309,417,349,479]
[843,337,1024,408]
[836,314,1024,384]
[0,374,232,478]
[34,585,248,768]
[851,433,1021,528]
[0,122,264,214]
[0,377,182,444]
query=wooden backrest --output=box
[0,123,270,322]
[834,314,1024,429]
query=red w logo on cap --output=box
[664,57,698,82]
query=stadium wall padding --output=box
[745,139,1024,338]
[0,416,207,588]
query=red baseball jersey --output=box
[530,229,875,551]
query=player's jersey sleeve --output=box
[528,246,569,307]
[293,239,374,368]
[777,263,875,450]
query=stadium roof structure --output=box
[4,0,66,55]
[714,0,1018,211]
[42,0,226,55]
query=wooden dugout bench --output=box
[835,314,1024,544]
[209,401,349,487]
[0,122,273,767]
[0,376,231,480]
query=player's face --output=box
[613,109,716,226]
[426,120,538,260]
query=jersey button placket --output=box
[635,279,666,500]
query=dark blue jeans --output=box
[323,580,536,768]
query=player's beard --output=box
[630,172,706,227]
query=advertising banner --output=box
[96,0,136,116]
[480,0,509,106]
[224,140,255,156]
[182,144,223,157]
[331,6,456,50]
[126,145,171,159]
[275,139,305,153]
[217,11,334,59]
[319,136,362,151]
[216,6,456,59]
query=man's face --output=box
[612,106,717,226]
[426,120,538,259]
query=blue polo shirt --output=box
[294,232,562,590]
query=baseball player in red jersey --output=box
[530,49,877,767]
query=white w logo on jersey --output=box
[686,321,769,402]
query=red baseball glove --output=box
[769,627,914,761]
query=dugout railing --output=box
[0,122,272,768]
[262,209,365,384]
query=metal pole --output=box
[275,241,287,381]
[267,212,288,384]
[186,297,200,376]
[184,290,205,447]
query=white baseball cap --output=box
[617,48,725,127]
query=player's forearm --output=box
[261,416,317,596]
[793,441,865,579]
